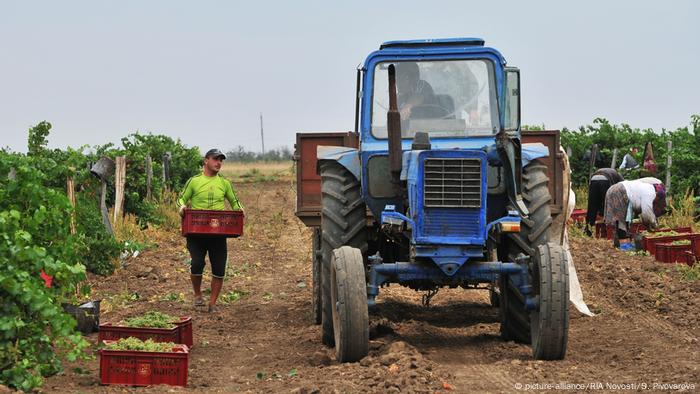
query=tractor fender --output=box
[316,145,361,181]
[486,142,549,167]
[522,142,550,166]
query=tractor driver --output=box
[396,62,439,120]
[177,148,244,313]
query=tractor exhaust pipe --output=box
[387,64,402,189]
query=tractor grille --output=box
[423,158,482,208]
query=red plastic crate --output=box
[655,243,692,264]
[99,341,189,387]
[99,317,193,348]
[643,234,697,256]
[569,209,587,223]
[181,209,244,238]
[640,227,693,249]
[692,237,700,259]
[176,318,193,348]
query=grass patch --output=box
[159,292,186,303]
[220,161,294,183]
[573,184,588,210]
[676,263,700,281]
[219,290,249,304]
[658,189,697,231]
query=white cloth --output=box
[620,179,658,226]
[562,188,594,316]
[637,177,662,185]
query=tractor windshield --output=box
[371,59,499,139]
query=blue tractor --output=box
[295,38,569,362]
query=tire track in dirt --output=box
[374,289,523,392]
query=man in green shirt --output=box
[177,148,244,312]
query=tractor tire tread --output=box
[319,162,368,347]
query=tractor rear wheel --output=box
[531,242,569,360]
[312,227,322,325]
[319,162,368,346]
[330,246,369,362]
[499,161,551,343]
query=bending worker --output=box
[604,177,666,246]
[177,148,244,313]
[585,168,624,236]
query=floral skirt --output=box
[604,183,629,232]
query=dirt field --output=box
[44,180,699,393]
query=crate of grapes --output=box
[655,240,692,264]
[181,209,244,238]
[99,339,189,387]
[99,312,193,348]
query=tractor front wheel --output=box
[499,161,551,343]
[530,242,569,360]
[330,246,369,362]
[319,162,368,346]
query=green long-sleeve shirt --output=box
[177,173,243,210]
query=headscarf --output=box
[652,183,667,217]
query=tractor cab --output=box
[357,38,528,276]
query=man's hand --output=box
[178,205,187,218]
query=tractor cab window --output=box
[371,59,499,139]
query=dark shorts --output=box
[586,179,613,226]
[186,236,228,278]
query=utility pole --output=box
[260,113,265,155]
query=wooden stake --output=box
[145,155,153,200]
[163,152,172,194]
[665,140,672,195]
[67,176,76,235]
[611,148,618,169]
[100,179,113,234]
[587,144,598,185]
[113,156,126,224]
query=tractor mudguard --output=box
[486,142,549,167]
[316,145,361,181]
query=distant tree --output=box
[225,146,292,162]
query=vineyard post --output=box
[611,148,618,169]
[588,143,598,185]
[67,174,76,235]
[67,172,80,295]
[666,140,672,196]
[90,157,115,235]
[114,156,126,224]
[100,179,113,234]
[163,152,172,194]
[145,155,153,200]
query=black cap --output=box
[204,148,226,159]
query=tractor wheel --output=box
[312,227,322,325]
[319,162,368,346]
[330,246,369,362]
[531,242,569,360]
[499,161,552,343]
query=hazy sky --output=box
[1,1,698,154]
